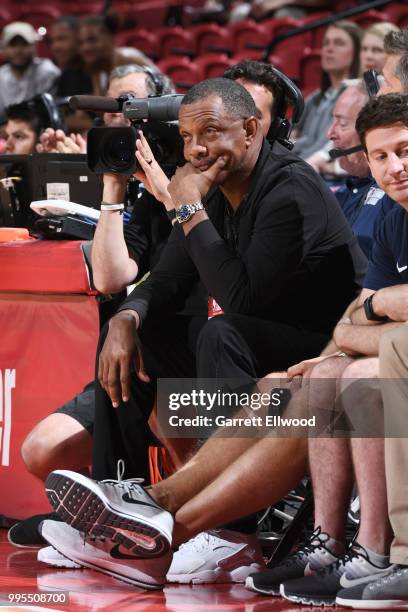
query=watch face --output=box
[177,205,192,222]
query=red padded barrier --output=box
[0,240,99,519]
[0,239,96,295]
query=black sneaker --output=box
[280,544,393,606]
[336,565,405,609]
[245,527,340,596]
[7,512,61,548]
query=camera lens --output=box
[100,130,135,172]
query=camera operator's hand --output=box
[98,311,150,408]
[134,131,173,210]
[168,156,227,206]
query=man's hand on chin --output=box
[168,156,227,206]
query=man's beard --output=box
[10,57,32,72]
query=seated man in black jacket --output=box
[42,77,366,588]
[13,63,286,552]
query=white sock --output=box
[357,543,390,568]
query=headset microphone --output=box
[329,144,364,160]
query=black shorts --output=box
[54,380,160,445]
[54,381,95,434]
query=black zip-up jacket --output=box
[119,140,367,336]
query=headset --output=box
[5,93,65,133]
[266,65,304,150]
[36,93,65,131]
[143,66,167,97]
[224,61,305,150]
[329,71,379,161]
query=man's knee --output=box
[196,316,242,364]
[309,356,348,380]
[341,357,378,380]
[196,315,254,377]
[337,359,382,433]
[197,316,237,350]
[21,430,52,479]
[21,413,91,480]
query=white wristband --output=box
[100,203,125,212]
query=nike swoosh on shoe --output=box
[110,543,156,561]
[122,493,161,509]
[339,569,390,589]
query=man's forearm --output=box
[92,178,138,294]
[334,321,400,356]
[92,212,138,293]
[350,304,379,326]
[319,297,361,356]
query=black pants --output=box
[92,313,329,482]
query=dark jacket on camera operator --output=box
[120,139,367,336]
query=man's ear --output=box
[244,116,258,146]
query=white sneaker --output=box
[166,529,266,584]
[40,519,172,590]
[38,545,82,569]
[45,470,174,557]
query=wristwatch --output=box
[176,202,204,224]
[363,292,388,322]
